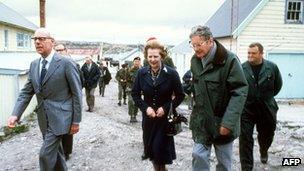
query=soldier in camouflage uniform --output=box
[115,63,128,106]
[126,57,141,122]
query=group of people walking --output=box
[7,25,282,171]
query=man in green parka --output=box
[126,57,141,122]
[189,25,248,171]
[239,43,282,170]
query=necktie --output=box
[40,59,48,85]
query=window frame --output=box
[285,0,304,24]
[4,30,8,49]
[16,33,31,49]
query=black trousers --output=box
[62,134,73,156]
[239,101,276,171]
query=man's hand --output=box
[156,107,165,117]
[69,124,79,134]
[7,116,18,128]
[146,107,156,118]
[219,126,231,136]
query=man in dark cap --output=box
[126,57,141,122]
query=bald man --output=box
[7,28,82,170]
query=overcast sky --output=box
[1,0,224,45]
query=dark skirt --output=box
[142,114,176,165]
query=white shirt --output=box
[87,63,92,71]
[39,49,55,77]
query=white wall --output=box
[0,74,37,128]
[0,24,35,52]
[237,0,304,60]
[171,52,193,79]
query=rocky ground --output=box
[0,78,303,171]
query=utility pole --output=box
[39,0,46,27]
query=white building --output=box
[171,0,304,98]
[0,2,38,128]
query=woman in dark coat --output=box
[131,40,185,171]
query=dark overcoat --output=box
[131,64,185,165]
[242,60,282,121]
[81,62,101,89]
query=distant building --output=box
[57,41,101,57]
[171,0,304,98]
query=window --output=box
[17,33,24,47]
[4,30,8,49]
[285,0,304,24]
[16,33,31,48]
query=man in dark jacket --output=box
[182,70,193,110]
[126,56,141,122]
[81,56,101,112]
[239,43,282,170]
[189,25,248,171]
[98,61,112,97]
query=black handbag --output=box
[166,103,188,136]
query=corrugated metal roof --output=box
[0,2,38,31]
[104,48,142,61]
[206,0,261,38]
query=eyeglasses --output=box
[31,37,52,42]
[189,40,208,49]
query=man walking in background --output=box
[54,43,69,57]
[115,63,128,106]
[7,28,82,170]
[54,43,82,160]
[239,42,282,170]
[81,56,101,112]
[126,57,141,122]
[98,60,112,97]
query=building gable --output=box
[0,2,38,31]
[206,0,262,38]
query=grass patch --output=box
[0,112,36,142]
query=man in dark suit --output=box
[239,42,282,170]
[54,43,81,160]
[81,56,101,112]
[7,28,82,171]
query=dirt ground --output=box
[0,78,303,171]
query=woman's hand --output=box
[156,107,165,117]
[146,107,156,118]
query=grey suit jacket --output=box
[12,53,82,135]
